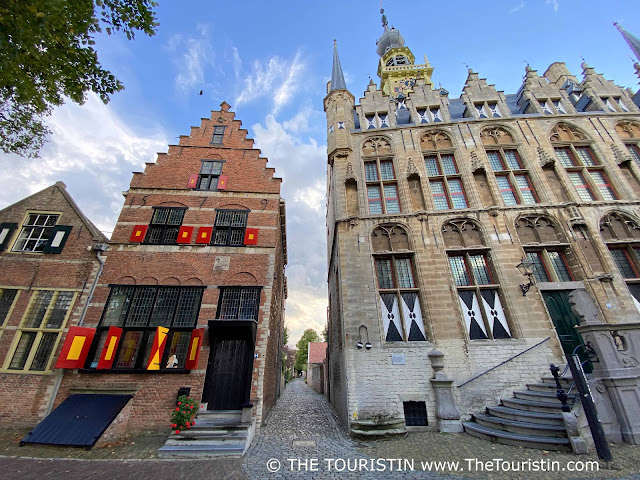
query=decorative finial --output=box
[613,21,622,32]
[380,8,388,28]
[334,39,337,48]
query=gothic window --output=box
[615,121,640,164]
[550,123,617,202]
[362,137,400,215]
[371,225,426,342]
[443,219,511,340]
[422,131,468,210]
[600,212,640,311]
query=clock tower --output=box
[376,9,434,96]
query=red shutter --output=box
[97,326,123,369]
[244,228,259,245]
[217,175,228,190]
[146,326,169,370]
[55,327,96,369]
[177,226,194,244]
[185,328,205,370]
[196,226,213,244]
[188,174,199,189]
[130,225,148,243]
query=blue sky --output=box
[1,0,639,345]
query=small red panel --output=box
[196,226,213,244]
[188,174,199,189]
[177,226,194,244]
[55,327,96,369]
[185,328,205,370]
[130,225,148,243]
[244,228,259,245]
[97,326,123,370]
[217,175,228,190]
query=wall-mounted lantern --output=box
[516,257,535,296]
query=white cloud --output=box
[0,94,168,235]
[546,0,559,12]
[166,24,213,95]
[235,50,306,114]
[509,1,526,13]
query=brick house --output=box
[307,342,326,394]
[52,102,287,443]
[325,14,640,447]
[0,182,107,424]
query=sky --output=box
[1,1,639,346]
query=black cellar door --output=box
[203,327,253,410]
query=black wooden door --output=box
[203,329,252,410]
[542,290,592,373]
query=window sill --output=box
[79,368,192,375]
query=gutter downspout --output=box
[45,249,105,416]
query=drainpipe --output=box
[45,248,105,416]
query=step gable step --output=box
[473,414,568,438]
[514,390,577,403]
[486,406,564,426]
[463,422,571,451]
[501,398,573,413]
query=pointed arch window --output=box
[362,137,401,215]
[372,225,426,342]
[443,219,511,340]
[615,121,640,164]
[422,131,468,210]
[600,212,640,312]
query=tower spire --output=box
[330,40,348,92]
[614,22,640,62]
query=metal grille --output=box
[375,259,394,289]
[239,289,259,320]
[125,287,156,326]
[9,332,36,369]
[102,286,134,326]
[217,288,259,320]
[549,251,572,282]
[218,288,241,319]
[395,258,415,288]
[168,331,190,368]
[167,209,184,225]
[0,289,18,326]
[149,288,179,327]
[230,229,244,245]
[174,288,202,327]
[24,291,54,328]
[30,333,58,371]
[213,229,228,245]
[46,292,74,328]
[215,210,233,226]
[469,254,491,285]
[487,151,505,171]
[403,401,428,426]
[146,226,163,244]
[231,211,248,227]
[449,256,470,286]
[151,208,170,224]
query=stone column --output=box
[428,349,463,433]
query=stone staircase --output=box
[350,417,407,437]
[158,410,255,458]
[463,373,576,451]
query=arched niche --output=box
[371,224,410,252]
[362,136,393,156]
[442,218,484,249]
[600,211,640,241]
[420,130,453,151]
[480,126,515,145]
[549,122,589,143]
[515,215,563,245]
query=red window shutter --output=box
[130,225,148,243]
[188,174,199,189]
[196,226,213,244]
[97,326,123,369]
[217,175,228,190]
[146,326,170,370]
[55,326,96,369]
[244,228,259,245]
[185,328,205,370]
[177,225,194,244]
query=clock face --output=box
[393,78,416,95]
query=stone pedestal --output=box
[428,349,463,433]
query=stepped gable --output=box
[130,102,282,194]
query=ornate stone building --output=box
[325,14,640,447]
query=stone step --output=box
[540,375,573,386]
[473,413,568,438]
[486,406,565,426]
[350,418,406,431]
[463,422,571,451]
[171,430,248,440]
[501,397,572,414]
[163,437,246,447]
[350,427,406,437]
[514,390,577,404]
[196,410,242,421]
[189,418,246,430]
[527,382,574,393]
[158,443,245,458]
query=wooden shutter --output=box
[55,326,96,369]
[244,228,259,245]
[196,226,213,244]
[177,226,194,244]
[0,222,17,251]
[43,225,73,254]
[217,175,228,190]
[185,328,205,370]
[146,326,169,370]
[130,225,148,243]
[97,326,123,369]
[188,174,199,189]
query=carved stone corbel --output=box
[538,146,555,168]
[345,162,357,182]
[470,151,485,172]
[611,144,633,165]
[406,157,419,178]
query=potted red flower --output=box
[170,395,198,435]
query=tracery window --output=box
[372,225,426,342]
[362,137,401,215]
[615,121,640,164]
[443,219,511,340]
[600,212,640,311]
[550,123,617,202]
[422,131,468,210]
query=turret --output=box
[324,40,354,165]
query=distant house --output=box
[307,342,327,394]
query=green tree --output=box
[294,328,320,373]
[0,0,159,158]
[283,325,289,346]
